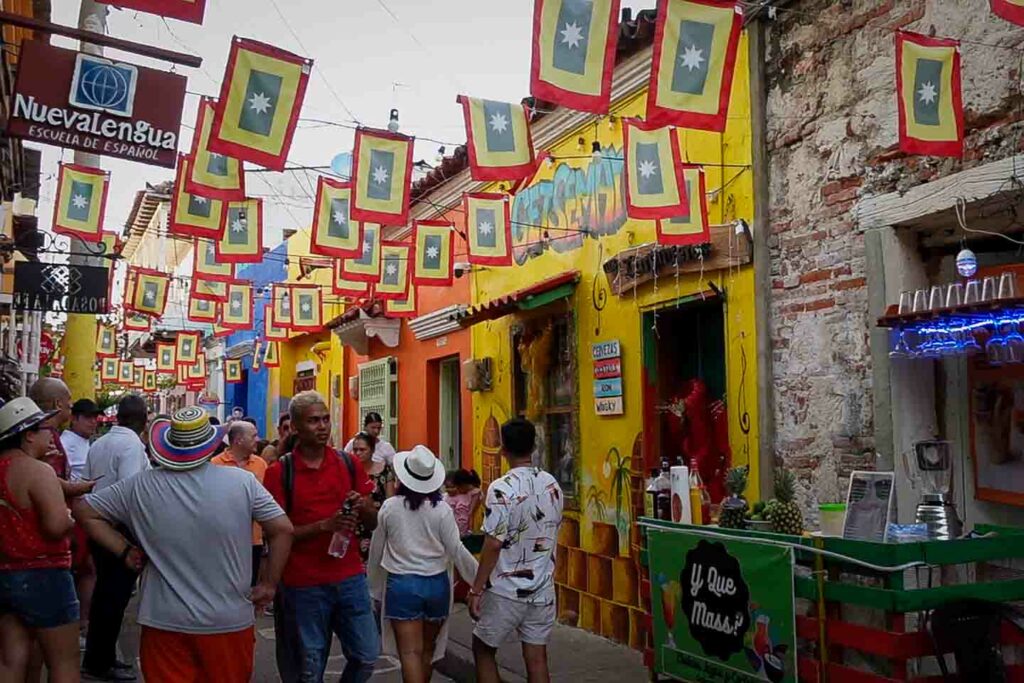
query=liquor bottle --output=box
[689,458,711,525]
[655,458,672,521]
[644,468,659,519]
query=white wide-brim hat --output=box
[394,445,447,494]
[0,397,58,442]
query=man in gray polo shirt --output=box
[74,407,294,682]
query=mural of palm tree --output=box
[605,446,632,531]
[585,485,608,522]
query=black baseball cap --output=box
[71,398,101,417]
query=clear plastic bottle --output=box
[327,500,354,558]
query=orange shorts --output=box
[140,625,255,683]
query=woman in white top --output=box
[368,445,477,683]
[344,411,397,466]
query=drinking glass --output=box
[889,330,911,359]
[999,272,1017,300]
[982,276,998,302]
[946,282,964,308]
[962,331,983,356]
[913,289,930,313]
[987,327,1006,366]
[1006,325,1024,363]
[964,280,981,305]
[898,291,913,315]
[929,285,945,311]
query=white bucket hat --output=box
[394,445,446,494]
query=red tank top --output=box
[0,457,71,571]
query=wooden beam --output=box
[0,10,203,68]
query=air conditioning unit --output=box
[463,357,492,393]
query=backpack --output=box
[279,449,356,514]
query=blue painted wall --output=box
[224,242,287,438]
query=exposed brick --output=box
[833,277,868,292]
[799,268,832,285]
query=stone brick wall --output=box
[763,0,1024,509]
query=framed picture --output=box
[969,360,1024,506]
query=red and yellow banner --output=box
[96,0,206,24]
[351,128,414,225]
[458,95,536,181]
[464,192,512,266]
[216,198,263,263]
[156,342,176,373]
[412,221,454,286]
[264,304,289,341]
[175,331,201,366]
[271,284,293,329]
[385,286,417,319]
[188,295,218,323]
[187,97,246,201]
[97,325,117,358]
[657,165,711,246]
[128,268,171,318]
[222,281,254,330]
[170,155,226,239]
[100,357,119,382]
[290,285,323,332]
[311,178,363,258]
[896,31,963,157]
[53,163,109,243]
[992,0,1024,26]
[341,223,382,283]
[224,358,243,384]
[333,262,372,298]
[623,119,690,220]
[263,340,280,367]
[194,239,236,282]
[376,242,411,300]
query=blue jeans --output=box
[279,574,380,683]
[0,568,79,629]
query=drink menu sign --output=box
[7,41,186,168]
[592,339,624,416]
[648,526,796,682]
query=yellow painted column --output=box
[63,316,96,400]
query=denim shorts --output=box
[384,572,450,622]
[0,567,80,629]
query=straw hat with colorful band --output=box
[0,397,58,442]
[148,406,225,471]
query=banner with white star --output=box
[124,312,153,333]
[263,340,280,367]
[213,320,234,339]
[376,242,411,300]
[333,261,372,298]
[658,165,711,245]
[188,294,218,323]
[647,0,742,131]
[531,0,621,114]
[53,163,110,243]
[190,275,228,302]
[97,325,117,358]
[272,283,294,329]
[623,119,690,220]
[341,223,383,283]
[464,192,513,266]
[222,281,254,330]
[156,342,176,373]
[290,284,323,331]
[458,95,537,181]
[171,155,226,239]
[96,0,206,24]
[128,267,171,317]
[264,304,289,340]
[175,331,201,367]
[385,286,417,318]
[351,128,415,225]
[100,357,119,383]
[194,238,236,281]
[897,31,963,157]
[133,366,145,390]
[144,369,157,392]
[216,198,264,263]
[412,221,454,286]
[118,360,134,385]
[209,38,312,171]
[187,98,246,201]
[311,178,363,258]
[251,340,262,372]
[992,0,1024,26]
[186,353,208,383]
[224,358,243,384]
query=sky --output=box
[32,0,654,251]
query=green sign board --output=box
[648,526,797,682]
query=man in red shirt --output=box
[264,391,379,683]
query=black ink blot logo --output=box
[680,540,751,661]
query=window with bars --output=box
[357,357,398,446]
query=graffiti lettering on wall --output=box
[511,148,627,265]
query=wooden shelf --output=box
[876,298,1024,328]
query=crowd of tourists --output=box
[0,379,564,683]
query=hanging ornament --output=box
[956,248,977,277]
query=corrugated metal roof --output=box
[409,304,465,341]
[450,270,579,327]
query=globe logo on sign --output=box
[69,54,138,118]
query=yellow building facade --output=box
[459,38,758,645]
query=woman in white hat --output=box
[368,445,478,683]
[0,398,80,682]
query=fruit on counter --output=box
[718,465,749,529]
[768,468,804,535]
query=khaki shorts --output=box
[473,590,556,647]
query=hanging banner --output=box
[251,340,263,372]
[657,165,711,246]
[290,285,323,332]
[224,358,243,384]
[194,239,236,282]
[647,0,743,131]
[7,41,185,168]
[124,311,152,332]
[127,268,171,317]
[175,331,201,366]
[171,155,227,238]
[187,295,218,323]
[458,95,537,181]
[222,281,254,330]
[896,31,963,158]
[216,198,263,263]
[530,0,621,114]
[156,342,176,372]
[648,526,797,683]
[13,262,109,314]
[118,361,135,385]
[333,261,372,298]
[96,0,206,24]
[623,119,690,220]
[100,357,119,382]
[53,163,109,243]
[385,286,417,318]
[96,325,117,357]
[412,221,454,286]
[310,178,363,258]
[187,97,246,201]
[464,192,513,266]
[264,304,289,341]
[993,0,1024,26]
[271,283,293,329]
[377,242,411,300]
[144,369,157,392]
[350,127,415,225]
[191,275,228,302]
[263,340,280,367]
[341,223,382,283]
[209,37,312,171]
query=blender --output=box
[903,440,963,540]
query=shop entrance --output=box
[641,294,730,501]
[438,356,461,470]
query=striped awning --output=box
[449,270,580,327]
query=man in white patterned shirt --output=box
[469,418,563,683]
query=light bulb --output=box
[546,156,555,169]
[387,108,400,133]
[956,248,978,277]
[591,141,602,162]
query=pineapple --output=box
[718,466,749,529]
[768,468,804,535]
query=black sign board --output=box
[680,540,751,662]
[13,262,109,314]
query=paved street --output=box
[109,599,645,682]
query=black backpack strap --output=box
[336,449,357,489]
[281,454,294,514]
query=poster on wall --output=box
[648,526,796,683]
[592,339,623,416]
[970,361,1024,506]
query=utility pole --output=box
[62,0,108,401]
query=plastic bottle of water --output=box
[327,500,354,558]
